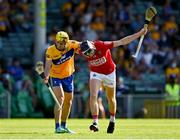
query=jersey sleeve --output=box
[103,41,114,49]
[45,47,52,60]
[94,40,114,50]
[70,40,80,54]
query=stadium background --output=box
[0,0,179,119]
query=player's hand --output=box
[140,26,148,35]
[44,76,49,84]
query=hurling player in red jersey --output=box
[80,27,148,133]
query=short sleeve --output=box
[103,41,113,49]
[94,41,113,50]
[70,40,80,54]
[45,48,52,60]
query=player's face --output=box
[83,48,96,58]
[55,39,67,51]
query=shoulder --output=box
[46,45,56,58]
[46,44,55,52]
[68,40,80,46]
[93,40,103,46]
[68,40,80,49]
[47,44,57,53]
[94,40,113,49]
[69,40,79,44]
[93,40,112,47]
[93,40,108,49]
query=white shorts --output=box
[90,70,116,88]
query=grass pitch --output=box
[0,119,180,139]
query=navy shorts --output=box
[50,75,74,93]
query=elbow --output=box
[113,41,123,47]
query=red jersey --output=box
[86,41,115,75]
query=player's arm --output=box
[72,40,80,54]
[112,27,148,48]
[44,51,52,83]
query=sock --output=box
[61,122,66,128]
[92,115,98,124]
[55,122,60,129]
[110,113,115,123]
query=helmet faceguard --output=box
[80,40,95,57]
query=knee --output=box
[68,99,73,106]
[64,101,72,107]
[64,97,73,106]
[90,93,98,100]
[107,96,116,103]
[59,96,64,102]
[90,95,98,105]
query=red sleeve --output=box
[94,41,113,50]
[79,50,83,56]
[77,48,84,56]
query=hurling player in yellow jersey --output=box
[44,31,79,134]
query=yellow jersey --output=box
[46,40,79,79]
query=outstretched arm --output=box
[112,27,148,48]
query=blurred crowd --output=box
[0,0,180,118]
[0,0,33,37]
